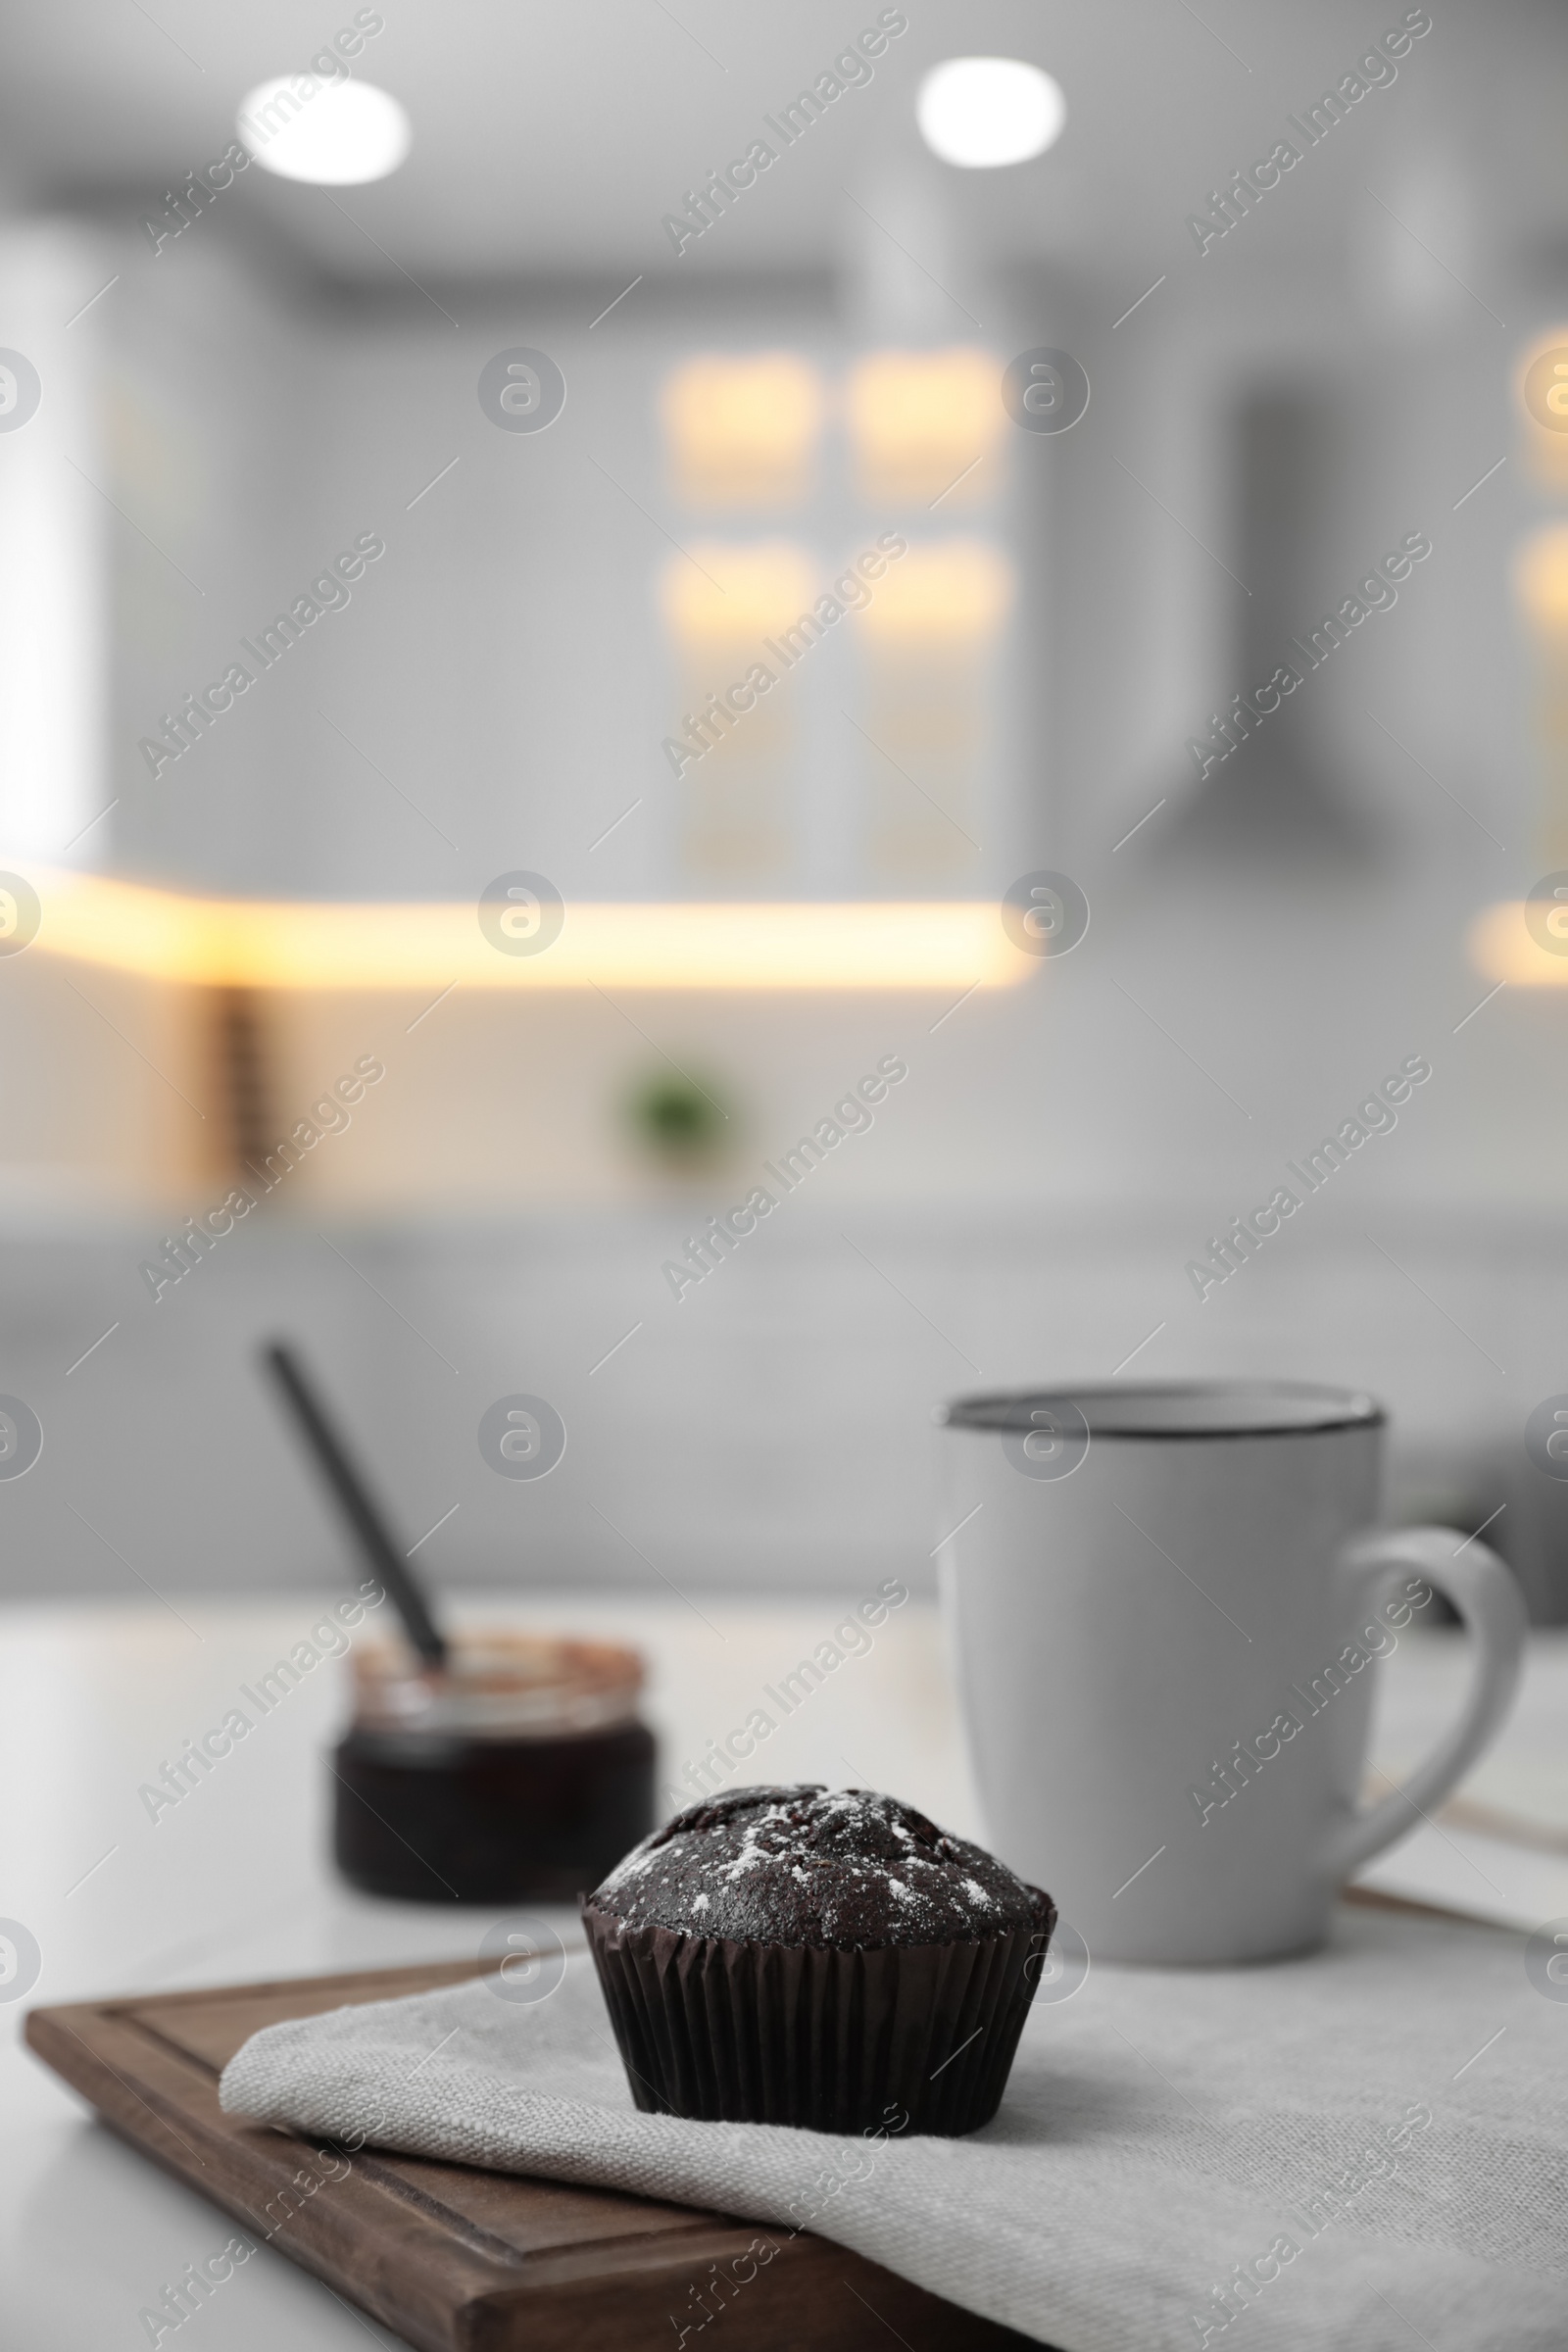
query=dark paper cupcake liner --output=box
[581,1889,1054,2137]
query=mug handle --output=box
[1321,1524,1527,1883]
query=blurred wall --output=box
[0,1201,1560,1603]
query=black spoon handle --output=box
[263,1341,448,1669]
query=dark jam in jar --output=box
[332,1634,655,1903]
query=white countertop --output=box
[4,1592,1567,2348]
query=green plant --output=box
[625,1069,732,1166]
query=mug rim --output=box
[943,1380,1386,1441]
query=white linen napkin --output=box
[220,1903,1568,2351]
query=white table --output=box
[4,1593,1567,2349]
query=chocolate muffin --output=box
[582,1785,1054,2136]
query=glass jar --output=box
[332,1634,655,1903]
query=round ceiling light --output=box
[237,77,411,184]
[916,58,1065,170]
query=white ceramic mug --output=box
[938,1383,1526,1964]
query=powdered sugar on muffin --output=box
[591,1784,1045,1949]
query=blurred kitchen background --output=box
[2,0,1568,1606]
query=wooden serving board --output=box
[26,1953,1045,2352]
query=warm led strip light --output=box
[1468,901,1568,988]
[15,867,1032,993]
